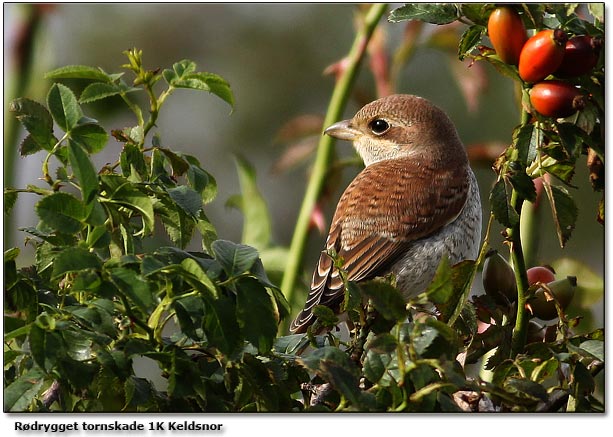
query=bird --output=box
[290,94,482,334]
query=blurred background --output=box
[4,4,603,330]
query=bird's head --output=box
[324,94,467,167]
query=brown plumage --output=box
[290,94,481,334]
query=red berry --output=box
[555,35,602,77]
[526,266,556,286]
[487,7,527,65]
[519,29,568,83]
[529,80,586,118]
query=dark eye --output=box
[369,118,390,135]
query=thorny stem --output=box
[280,3,388,326]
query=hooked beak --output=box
[324,119,361,141]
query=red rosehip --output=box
[526,266,556,285]
[487,6,527,65]
[555,35,602,77]
[519,29,568,83]
[529,80,586,118]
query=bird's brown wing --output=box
[290,157,469,333]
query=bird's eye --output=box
[369,118,390,135]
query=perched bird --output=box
[290,94,482,333]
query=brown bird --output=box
[290,94,482,333]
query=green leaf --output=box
[158,147,190,176]
[231,155,272,249]
[4,190,18,216]
[124,376,153,409]
[164,61,234,108]
[100,175,155,234]
[3,366,45,412]
[543,183,578,247]
[557,123,586,157]
[35,192,86,234]
[366,333,398,354]
[236,277,278,354]
[460,4,493,25]
[297,346,364,408]
[79,82,139,104]
[70,122,109,153]
[358,280,408,322]
[29,323,62,371]
[389,3,459,24]
[212,239,259,278]
[167,186,202,217]
[203,295,241,355]
[45,65,115,82]
[425,254,453,305]
[9,98,57,151]
[120,143,148,181]
[109,267,155,312]
[578,340,604,361]
[505,378,548,402]
[490,178,519,228]
[513,124,541,166]
[68,140,99,204]
[159,201,196,249]
[52,247,102,279]
[47,83,83,132]
[540,157,575,186]
[186,156,217,204]
[458,25,486,60]
[311,305,340,329]
[509,171,537,203]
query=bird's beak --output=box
[324,119,360,141]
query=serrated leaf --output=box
[68,140,99,204]
[297,346,363,407]
[389,3,459,24]
[163,60,234,108]
[47,83,83,132]
[3,366,45,412]
[211,239,259,278]
[543,182,578,247]
[187,159,217,204]
[120,143,148,181]
[490,178,519,228]
[509,171,537,203]
[458,25,485,60]
[366,333,398,353]
[79,82,139,104]
[109,267,154,312]
[158,147,190,176]
[513,123,541,166]
[101,175,155,234]
[35,192,86,234]
[124,376,153,409]
[45,65,114,82]
[159,201,196,249]
[203,295,241,355]
[4,190,18,216]
[231,155,272,249]
[52,247,102,278]
[505,378,548,402]
[358,280,407,322]
[236,277,278,354]
[70,122,108,153]
[10,98,56,151]
[541,158,575,186]
[167,185,202,217]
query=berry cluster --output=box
[488,6,602,118]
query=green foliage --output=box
[4,2,604,414]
